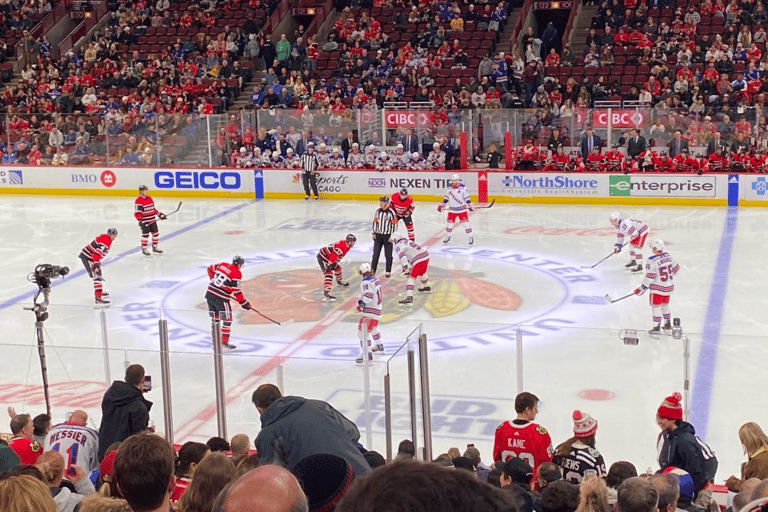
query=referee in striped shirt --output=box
[301,142,320,200]
[371,195,397,277]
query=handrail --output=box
[510,0,534,55]
[304,0,333,42]
[58,1,108,57]
[562,0,579,50]
[259,0,290,40]
[15,3,68,59]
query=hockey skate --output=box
[101,292,110,298]
[95,296,111,307]
[371,344,385,353]
[399,296,413,304]
[631,264,643,272]
[418,286,431,292]
[336,280,349,287]
[662,321,673,332]
[468,236,474,247]
[142,248,151,256]
[355,354,373,364]
[305,195,310,200]
[385,272,391,278]
[314,195,319,200]
[624,260,636,268]
[222,342,237,350]
[323,291,336,302]
[648,326,662,337]
[443,235,451,244]
[152,247,163,254]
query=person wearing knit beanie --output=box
[553,410,607,484]
[292,453,354,512]
[656,392,711,508]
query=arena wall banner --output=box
[741,175,768,206]
[0,166,254,198]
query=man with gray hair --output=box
[230,433,251,466]
[617,477,659,512]
[213,466,308,512]
[649,473,680,512]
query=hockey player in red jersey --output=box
[135,185,166,256]
[585,146,606,172]
[493,392,554,490]
[605,145,626,173]
[672,148,697,173]
[654,151,673,173]
[517,140,539,170]
[706,146,729,173]
[205,255,253,350]
[546,145,571,172]
[634,239,680,336]
[389,188,416,241]
[317,234,357,302]
[80,228,118,305]
[750,148,767,173]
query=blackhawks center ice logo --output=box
[123,247,599,357]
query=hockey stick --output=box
[605,292,635,304]
[473,199,496,209]
[161,202,183,219]
[249,308,283,325]
[580,243,628,270]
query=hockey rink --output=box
[1,195,766,480]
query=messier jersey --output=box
[135,195,159,224]
[641,251,680,296]
[318,240,352,267]
[389,194,414,218]
[616,218,648,246]
[394,238,429,268]
[554,444,607,484]
[44,423,100,472]
[442,186,472,212]
[359,275,382,319]
[493,420,554,475]
[206,262,247,304]
[80,234,112,262]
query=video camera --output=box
[29,264,70,289]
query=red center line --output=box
[173,223,451,440]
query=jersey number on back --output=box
[659,264,675,281]
[52,442,79,470]
[211,271,228,287]
[500,450,535,467]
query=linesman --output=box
[371,195,397,277]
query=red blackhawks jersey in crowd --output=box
[135,195,160,224]
[206,262,247,304]
[493,420,554,481]
[80,234,113,263]
[389,193,415,217]
[318,240,352,267]
[8,436,43,464]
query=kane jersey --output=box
[554,443,607,484]
[640,251,680,296]
[615,219,648,247]
[206,262,247,304]
[44,422,100,472]
[441,185,472,213]
[135,195,160,225]
[389,194,414,218]
[493,420,554,476]
[80,234,113,263]
[359,275,382,319]
[318,240,352,267]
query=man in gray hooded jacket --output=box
[252,384,371,477]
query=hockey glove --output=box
[92,262,102,278]
[158,213,167,220]
[357,299,365,311]
[437,203,444,212]
[614,244,623,253]
[242,301,252,310]
[468,204,474,212]
[634,287,646,296]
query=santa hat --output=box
[572,410,598,438]
[657,392,683,420]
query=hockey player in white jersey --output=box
[283,148,301,169]
[610,212,649,272]
[426,142,446,169]
[267,151,284,168]
[409,152,425,170]
[328,148,346,169]
[634,239,680,336]
[316,143,331,169]
[252,147,268,167]
[376,151,392,172]
[44,410,100,473]
[438,174,474,246]
[235,147,253,168]
[392,144,410,169]
[392,232,431,304]
[365,145,379,168]
[347,143,366,168]
[356,263,384,363]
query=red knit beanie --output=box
[573,410,598,438]
[657,392,683,420]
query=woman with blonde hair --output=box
[726,422,768,492]
[575,474,610,512]
[36,450,96,512]
[177,452,235,512]
[78,494,132,512]
[0,474,58,512]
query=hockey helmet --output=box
[346,234,357,244]
[380,151,388,158]
[609,212,621,223]
[400,187,408,196]
[359,262,372,274]
[138,184,148,192]
[451,173,460,181]
[391,232,404,242]
[650,239,665,252]
[107,227,118,236]
[379,195,389,203]
[233,255,245,267]
[287,148,293,154]
[412,152,420,158]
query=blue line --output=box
[690,207,738,438]
[0,200,255,311]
